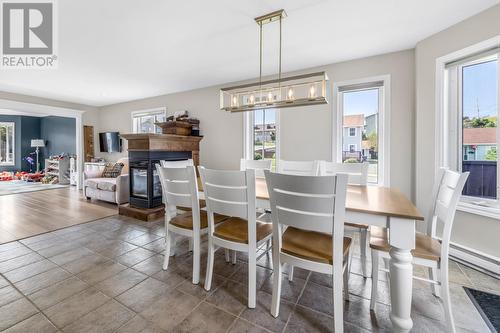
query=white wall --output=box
[96,49,416,199]
[415,4,500,258]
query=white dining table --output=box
[198,177,424,332]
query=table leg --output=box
[388,218,415,333]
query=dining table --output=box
[198,177,424,333]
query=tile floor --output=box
[0,215,497,332]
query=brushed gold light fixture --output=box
[220,9,329,113]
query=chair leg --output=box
[343,261,349,301]
[333,262,344,333]
[441,264,456,333]
[225,249,230,263]
[162,231,172,270]
[370,250,379,311]
[288,265,294,282]
[248,250,257,309]
[189,238,193,252]
[204,240,215,291]
[383,257,390,286]
[271,263,282,317]
[429,267,441,298]
[360,228,369,278]
[192,236,200,285]
[232,250,237,264]
[267,239,273,270]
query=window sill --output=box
[457,200,500,220]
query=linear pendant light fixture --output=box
[220,9,329,113]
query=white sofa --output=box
[84,158,129,204]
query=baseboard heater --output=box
[449,242,500,279]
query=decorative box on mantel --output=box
[119,133,203,221]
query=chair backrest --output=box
[265,170,348,263]
[319,161,369,185]
[277,160,320,176]
[156,164,200,222]
[160,159,194,168]
[199,166,257,245]
[240,159,272,178]
[426,168,469,260]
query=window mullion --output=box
[497,53,500,200]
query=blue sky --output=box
[343,89,378,116]
[462,60,497,119]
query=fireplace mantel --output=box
[121,133,203,165]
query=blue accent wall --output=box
[0,115,74,172]
[40,116,76,158]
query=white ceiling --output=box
[0,0,499,107]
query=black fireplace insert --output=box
[129,150,191,209]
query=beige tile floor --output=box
[0,215,497,332]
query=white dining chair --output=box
[160,159,194,168]
[320,161,370,277]
[156,164,229,284]
[240,158,272,178]
[277,159,320,176]
[265,170,351,333]
[370,168,469,333]
[199,166,273,308]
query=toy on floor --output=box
[0,171,14,181]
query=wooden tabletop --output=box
[198,177,424,221]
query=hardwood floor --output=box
[0,187,117,244]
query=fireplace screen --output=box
[131,168,148,198]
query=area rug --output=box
[0,180,68,196]
[464,287,500,332]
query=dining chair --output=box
[265,170,351,333]
[156,164,229,284]
[240,158,272,178]
[320,161,370,277]
[369,168,469,333]
[199,166,273,308]
[277,159,320,176]
[160,159,194,167]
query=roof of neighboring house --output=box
[463,128,496,145]
[343,114,364,127]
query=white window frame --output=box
[243,109,280,168]
[436,36,500,219]
[131,107,167,134]
[0,122,15,166]
[348,127,356,137]
[333,75,391,186]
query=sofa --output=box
[84,158,129,204]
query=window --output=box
[335,77,389,185]
[244,109,279,170]
[444,50,499,208]
[0,122,15,166]
[132,108,167,134]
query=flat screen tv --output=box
[99,132,122,153]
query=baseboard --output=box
[449,242,500,279]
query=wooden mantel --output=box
[120,133,203,165]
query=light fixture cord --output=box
[259,21,263,91]
[279,15,282,86]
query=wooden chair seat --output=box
[281,227,352,265]
[345,222,369,229]
[213,217,272,244]
[170,210,228,230]
[369,226,441,261]
[176,199,206,212]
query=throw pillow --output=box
[102,162,124,178]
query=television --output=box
[99,132,122,153]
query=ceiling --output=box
[0,0,498,107]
